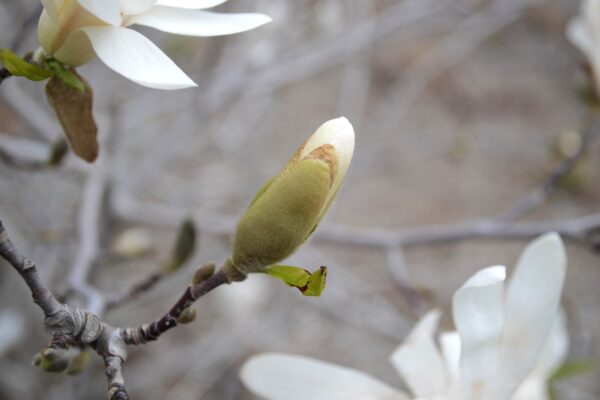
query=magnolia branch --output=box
[120,270,230,345]
[0,220,61,317]
[106,271,165,310]
[499,116,598,222]
[0,219,230,400]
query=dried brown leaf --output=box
[45,71,98,162]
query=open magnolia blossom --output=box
[38,0,271,89]
[224,117,355,280]
[566,0,600,94]
[240,233,569,400]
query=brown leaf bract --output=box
[46,71,98,162]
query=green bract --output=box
[224,117,355,281]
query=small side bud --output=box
[45,70,98,162]
[163,219,197,273]
[66,349,90,376]
[192,262,215,285]
[37,348,70,373]
[177,308,197,325]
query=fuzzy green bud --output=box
[177,308,197,324]
[192,262,216,285]
[66,349,90,375]
[35,348,70,373]
[225,117,354,280]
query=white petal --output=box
[52,28,96,66]
[155,0,229,9]
[240,353,409,400]
[38,9,58,54]
[494,233,567,399]
[566,19,596,62]
[121,0,158,15]
[41,0,62,20]
[512,311,569,400]
[81,26,197,90]
[439,331,461,399]
[439,331,461,382]
[390,310,448,397]
[452,266,506,399]
[128,7,271,36]
[77,0,121,25]
[581,0,600,41]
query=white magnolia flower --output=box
[38,0,271,89]
[240,233,569,400]
[566,0,600,93]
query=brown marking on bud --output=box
[302,144,338,186]
[287,140,308,166]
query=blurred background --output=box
[1,0,599,398]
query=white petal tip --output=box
[538,232,563,245]
[462,265,506,288]
[323,116,355,140]
[257,14,272,24]
[530,232,565,257]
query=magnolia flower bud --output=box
[225,117,354,280]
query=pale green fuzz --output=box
[228,158,332,278]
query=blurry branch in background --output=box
[200,0,453,115]
[67,168,107,315]
[0,0,42,88]
[0,135,68,170]
[499,115,599,222]
[106,219,198,310]
[111,112,600,317]
[10,3,43,52]
[387,0,541,123]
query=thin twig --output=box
[499,117,599,221]
[387,0,537,125]
[105,271,165,310]
[0,219,231,400]
[104,355,129,400]
[10,3,43,51]
[0,145,45,170]
[385,246,428,317]
[120,270,230,345]
[0,220,62,316]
